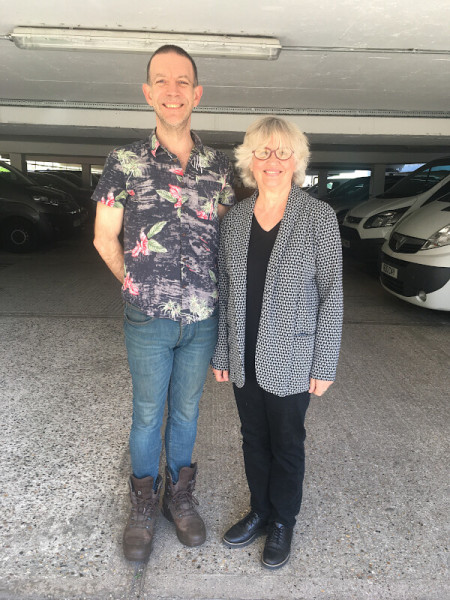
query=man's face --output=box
[142,52,203,131]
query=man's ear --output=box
[193,85,203,107]
[142,83,153,107]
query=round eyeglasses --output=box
[252,147,294,161]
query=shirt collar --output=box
[149,129,205,158]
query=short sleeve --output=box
[92,150,128,209]
[218,156,236,207]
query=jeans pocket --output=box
[124,302,154,326]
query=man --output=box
[93,45,235,562]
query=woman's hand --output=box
[309,378,333,396]
[212,368,229,382]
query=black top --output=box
[245,214,281,378]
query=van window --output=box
[426,180,450,204]
[377,161,450,199]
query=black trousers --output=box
[233,378,310,528]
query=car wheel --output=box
[1,218,38,252]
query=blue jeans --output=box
[124,302,218,482]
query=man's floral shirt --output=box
[92,131,235,323]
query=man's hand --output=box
[309,378,333,396]
[212,368,229,382]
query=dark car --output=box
[29,171,95,220]
[38,169,98,190]
[0,161,86,252]
[305,178,351,198]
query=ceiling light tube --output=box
[9,27,282,60]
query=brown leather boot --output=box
[123,474,162,562]
[162,464,206,547]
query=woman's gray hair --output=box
[234,116,310,188]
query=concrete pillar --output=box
[81,164,92,189]
[9,153,27,173]
[317,169,329,199]
[370,164,386,196]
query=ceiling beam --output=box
[1,105,450,138]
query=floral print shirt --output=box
[92,131,235,323]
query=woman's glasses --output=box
[252,147,294,161]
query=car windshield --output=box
[377,160,450,199]
[0,164,35,186]
[58,172,83,186]
[328,177,369,197]
[32,172,73,189]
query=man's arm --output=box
[217,203,231,220]
[93,203,125,283]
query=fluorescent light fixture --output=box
[9,27,282,60]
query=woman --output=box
[212,117,343,569]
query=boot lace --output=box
[170,488,199,518]
[130,494,159,529]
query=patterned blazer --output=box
[211,184,344,397]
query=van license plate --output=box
[381,262,398,278]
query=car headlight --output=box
[421,224,450,249]
[364,207,408,229]
[33,194,60,207]
[335,209,348,225]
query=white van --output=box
[379,191,450,311]
[340,157,450,260]
[328,173,405,224]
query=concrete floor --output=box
[0,228,449,600]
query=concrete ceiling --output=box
[0,0,449,169]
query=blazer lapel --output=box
[233,193,257,274]
[264,185,303,287]
[233,194,257,348]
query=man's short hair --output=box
[147,45,199,86]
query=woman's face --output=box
[250,137,296,191]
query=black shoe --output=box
[261,522,293,569]
[223,510,268,548]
